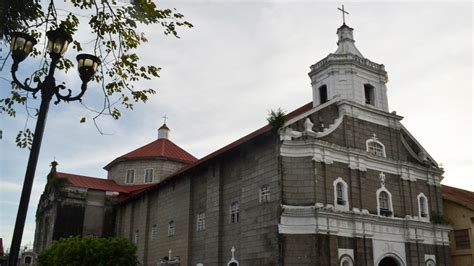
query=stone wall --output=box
[107,158,187,185]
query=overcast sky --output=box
[0,1,472,250]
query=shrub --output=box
[38,237,137,266]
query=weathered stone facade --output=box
[34,21,453,266]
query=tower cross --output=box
[162,114,168,124]
[337,4,349,24]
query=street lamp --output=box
[8,28,100,266]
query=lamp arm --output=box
[11,62,41,96]
[54,82,87,104]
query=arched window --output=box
[366,134,386,157]
[364,84,375,105]
[319,85,328,104]
[168,221,176,236]
[24,256,32,264]
[333,177,349,211]
[377,188,393,217]
[230,202,240,223]
[426,259,436,266]
[417,193,430,220]
[340,255,353,266]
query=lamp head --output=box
[46,28,73,58]
[76,54,101,82]
[10,32,37,63]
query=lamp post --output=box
[7,28,100,266]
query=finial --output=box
[372,133,378,141]
[168,249,172,259]
[162,114,168,125]
[379,172,386,186]
[231,246,235,259]
[337,4,349,25]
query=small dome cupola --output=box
[335,24,363,57]
[158,123,170,139]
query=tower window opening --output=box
[319,85,328,104]
[378,191,392,216]
[364,84,375,105]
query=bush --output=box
[38,237,137,266]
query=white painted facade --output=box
[309,25,389,112]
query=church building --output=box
[34,18,452,266]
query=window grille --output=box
[151,224,157,240]
[378,191,392,216]
[367,141,384,157]
[134,230,139,244]
[168,221,176,236]
[259,185,270,203]
[230,202,240,223]
[197,212,206,231]
[126,169,135,183]
[144,168,154,183]
[454,229,471,250]
[336,182,345,205]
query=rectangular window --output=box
[151,224,157,240]
[126,169,135,184]
[134,230,139,244]
[230,202,240,223]
[144,168,154,183]
[454,229,471,250]
[364,84,375,105]
[259,185,270,203]
[168,221,176,236]
[197,212,206,231]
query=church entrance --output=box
[378,256,399,266]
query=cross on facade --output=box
[337,4,349,24]
[372,133,378,141]
[162,114,168,124]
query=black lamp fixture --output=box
[9,32,37,62]
[77,54,101,82]
[46,28,73,59]
[7,27,100,266]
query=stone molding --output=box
[278,204,451,246]
[280,139,443,185]
[309,53,387,79]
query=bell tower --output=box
[309,8,389,112]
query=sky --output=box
[0,1,472,251]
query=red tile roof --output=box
[56,172,153,194]
[119,102,314,204]
[104,138,197,170]
[442,185,474,211]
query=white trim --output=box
[376,185,394,217]
[333,178,349,211]
[280,139,443,185]
[366,135,386,158]
[425,254,436,266]
[278,205,451,246]
[338,249,354,266]
[374,252,406,266]
[417,193,430,222]
[339,255,354,266]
